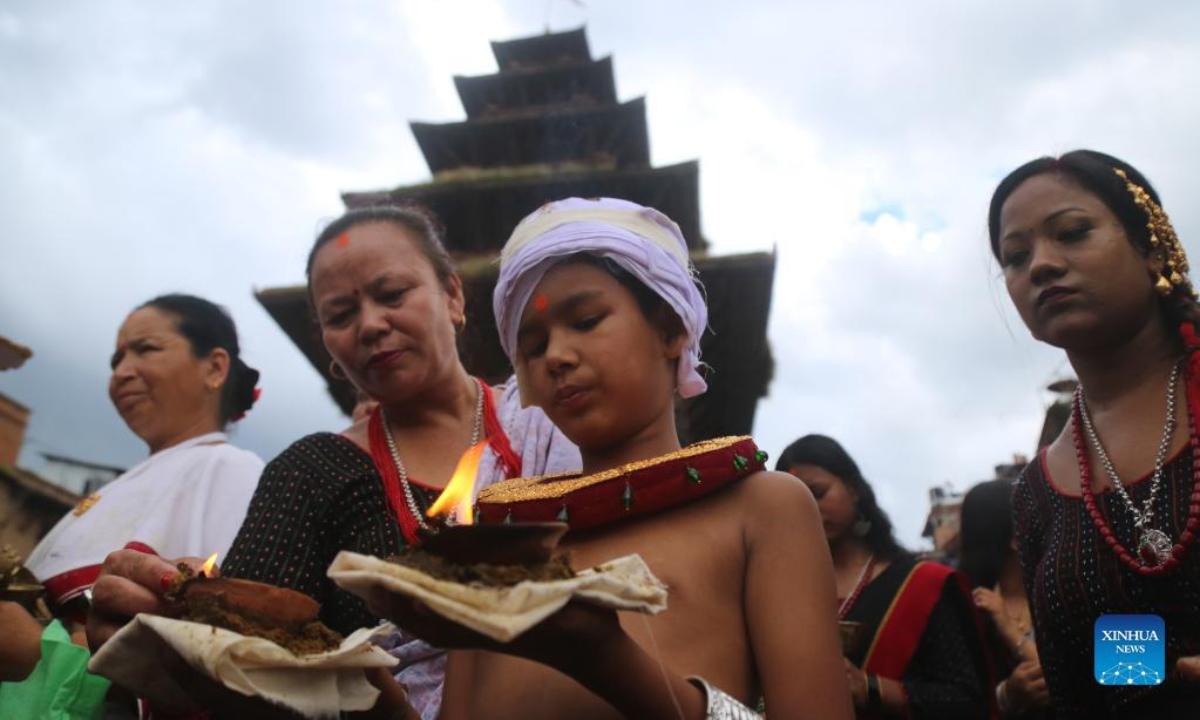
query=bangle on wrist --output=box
[866,674,883,712]
[687,676,762,719]
[995,679,1013,714]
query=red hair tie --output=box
[231,387,262,423]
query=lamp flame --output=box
[200,553,219,578]
[427,441,487,525]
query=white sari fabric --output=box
[469,377,582,505]
[27,432,263,606]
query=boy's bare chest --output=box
[448,496,754,719]
[563,495,746,603]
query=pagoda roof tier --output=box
[342,160,704,254]
[255,250,775,443]
[411,98,649,174]
[454,56,617,119]
[491,27,591,71]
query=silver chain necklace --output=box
[382,378,484,532]
[1076,361,1181,565]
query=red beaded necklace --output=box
[1070,359,1200,577]
[838,554,877,620]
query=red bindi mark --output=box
[336,233,350,248]
[534,294,549,313]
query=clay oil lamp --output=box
[175,554,320,633]
[413,442,568,568]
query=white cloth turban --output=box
[492,197,707,402]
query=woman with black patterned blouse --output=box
[87,205,579,719]
[989,150,1200,718]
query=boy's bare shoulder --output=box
[731,469,817,513]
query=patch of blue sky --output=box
[859,203,948,236]
[858,203,905,224]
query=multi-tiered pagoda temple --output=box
[258,27,776,442]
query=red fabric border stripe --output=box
[43,564,102,606]
[480,380,522,478]
[369,406,422,546]
[862,561,953,679]
[367,378,522,545]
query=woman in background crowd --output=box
[32,293,263,620]
[990,150,1200,717]
[87,205,579,719]
[778,433,991,718]
[6,293,263,717]
[960,478,1050,717]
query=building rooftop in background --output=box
[341,25,704,255]
[1038,378,1077,451]
[921,456,1029,563]
[257,26,776,443]
[922,485,964,561]
[0,335,33,371]
[39,453,125,497]
[0,464,79,561]
[0,387,82,560]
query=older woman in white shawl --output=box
[5,295,263,715]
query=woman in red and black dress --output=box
[990,150,1200,718]
[779,434,993,718]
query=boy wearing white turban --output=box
[370,198,853,719]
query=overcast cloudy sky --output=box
[3,1,1199,546]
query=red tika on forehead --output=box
[534,294,549,313]
[336,233,350,248]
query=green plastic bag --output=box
[0,620,110,719]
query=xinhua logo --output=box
[1094,614,1165,686]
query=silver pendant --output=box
[1138,528,1173,566]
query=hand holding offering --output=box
[87,548,194,652]
[328,523,667,644]
[88,551,397,719]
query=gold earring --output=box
[455,314,468,335]
[1156,273,1174,296]
[329,361,348,380]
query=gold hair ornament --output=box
[1114,168,1196,299]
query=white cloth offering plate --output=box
[89,615,398,719]
[328,551,668,642]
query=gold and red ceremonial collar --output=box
[476,436,767,531]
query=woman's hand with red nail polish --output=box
[85,549,200,653]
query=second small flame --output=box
[427,441,488,525]
[200,553,219,578]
